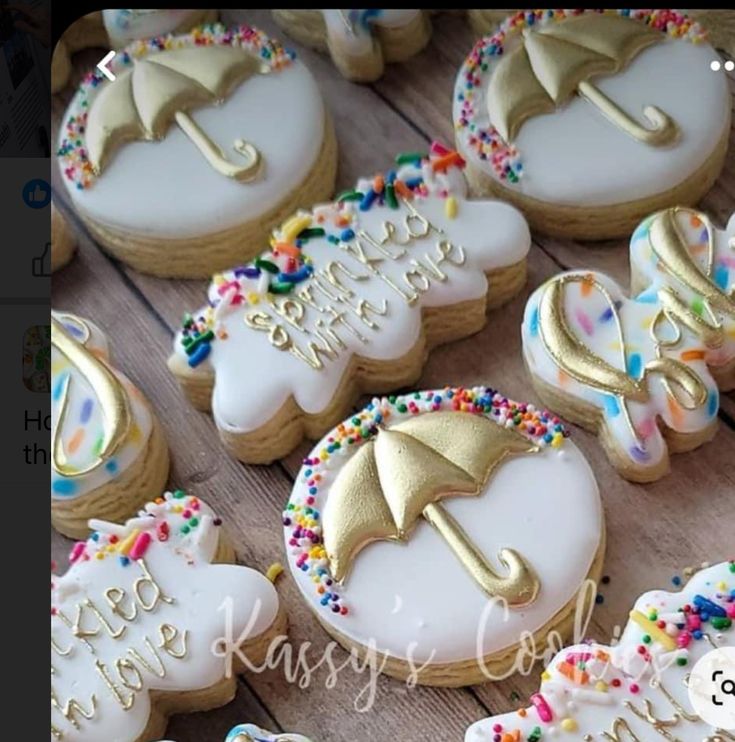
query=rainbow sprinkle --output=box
[283,386,568,616]
[456,9,707,183]
[57,23,295,191]
[179,142,466,368]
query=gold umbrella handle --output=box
[577,80,678,147]
[174,111,261,182]
[422,502,539,607]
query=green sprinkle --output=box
[397,403,408,413]
[255,258,279,274]
[642,634,651,644]
[395,152,426,165]
[181,525,190,534]
[676,657,688,666]
[691,297,705,316]
[337,190,364,202]
[385,183,398,209]
[711,616,732,630]
[298,227,325,239]
[174,490,186,499]
[268,281,294,294]
[188,517,199,528]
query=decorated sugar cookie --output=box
[168,144,531,464]
[51,491,285,742]
[284,387,604,687]
[102,9,219,48]
[51,203,76,272]
[453,9,731,239]
[52,13,108,94]
[57,24,337,278]
[523,207,735,482]
[465,560,735,741]
[226,724,314,742]
[51,312,169,538]
[272,10,431,82]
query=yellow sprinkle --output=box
[445,196,458,220]
[95,552,105,560]
[595,681,608,692]
[629,609,677,650]
[281,213,312,243]
[116,528,140,556]
[213,274,226,286]
[541,670,551,681]
[248,292,260,305]
[561,718,578,732]
[266,563,284,583]
[717,581,727,591]
[551,433,564,448]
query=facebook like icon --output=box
[22,179,51,209]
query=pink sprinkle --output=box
[575,309,595,336]
[69,542,86,563]
[530,693,554,723]
[637,417,657,439]
[431,141,450,156]
[676,630,692,648]
[129,532,152,560]
[687,615,702,631]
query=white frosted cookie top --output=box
[51,492,280,742]
[102,9,207,47]
[173,144,531,435]
[320,10,422,55]
[522,208,735,473]
[466,561,735,741]
[225,724,314,742]
[57,24,326,239]
[453,9,730,207]
[51,312,153,501]
[284,386,602,664]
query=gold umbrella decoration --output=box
[323,411,541,607]
[52,313,131,476]
[86,46,268,181]
[487,13,678,147]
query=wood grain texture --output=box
[51,10,735,741]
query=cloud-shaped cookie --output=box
[465,560,734,740]
[50,491,283,742]
[169,143,531,463]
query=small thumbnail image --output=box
[22,324,50,392]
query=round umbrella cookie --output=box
[51,491,286,742]
[453,9,731,240]
[283,387,605,687]
[51,311,169,538]
[56,23,337,278]
[272,10,432,82]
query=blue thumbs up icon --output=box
[22,179,51,209]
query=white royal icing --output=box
[321,10,422,56]
[284,387,602,666]
[465,561,735,741]
[174,151,531,435]
[57,25,326,240]
[453,10,730,207]
[102,10,210,48]
[522,209,735,472]
[51,312,153,501]
[51,493,280,742]
[225,724,314,742]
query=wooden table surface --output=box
[51,10,735,742]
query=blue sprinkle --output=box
[404,176,423,189]
[52,479,77,496]
[529,306,539,337]
[359,189,378,211]
[602,394,620,418]
[119,556,130,567]
[188,343,210,368]
[278,265,313,283]
[714,264,729,291]
[635,287,659,304]
[672,575,682,586]
[694,594,726,617]
[80,398,94,424]
[599,306,614,323]
[52,373,69,402]
[708,390,719,417]
[627,353,642,379]
[105,460,118,473]
[340,228,355,241]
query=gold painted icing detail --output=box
[51,314,132,477]
[538,274,708,446]
[322,411,540,606]
[86,45,267,181]
[487,14,678,146]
